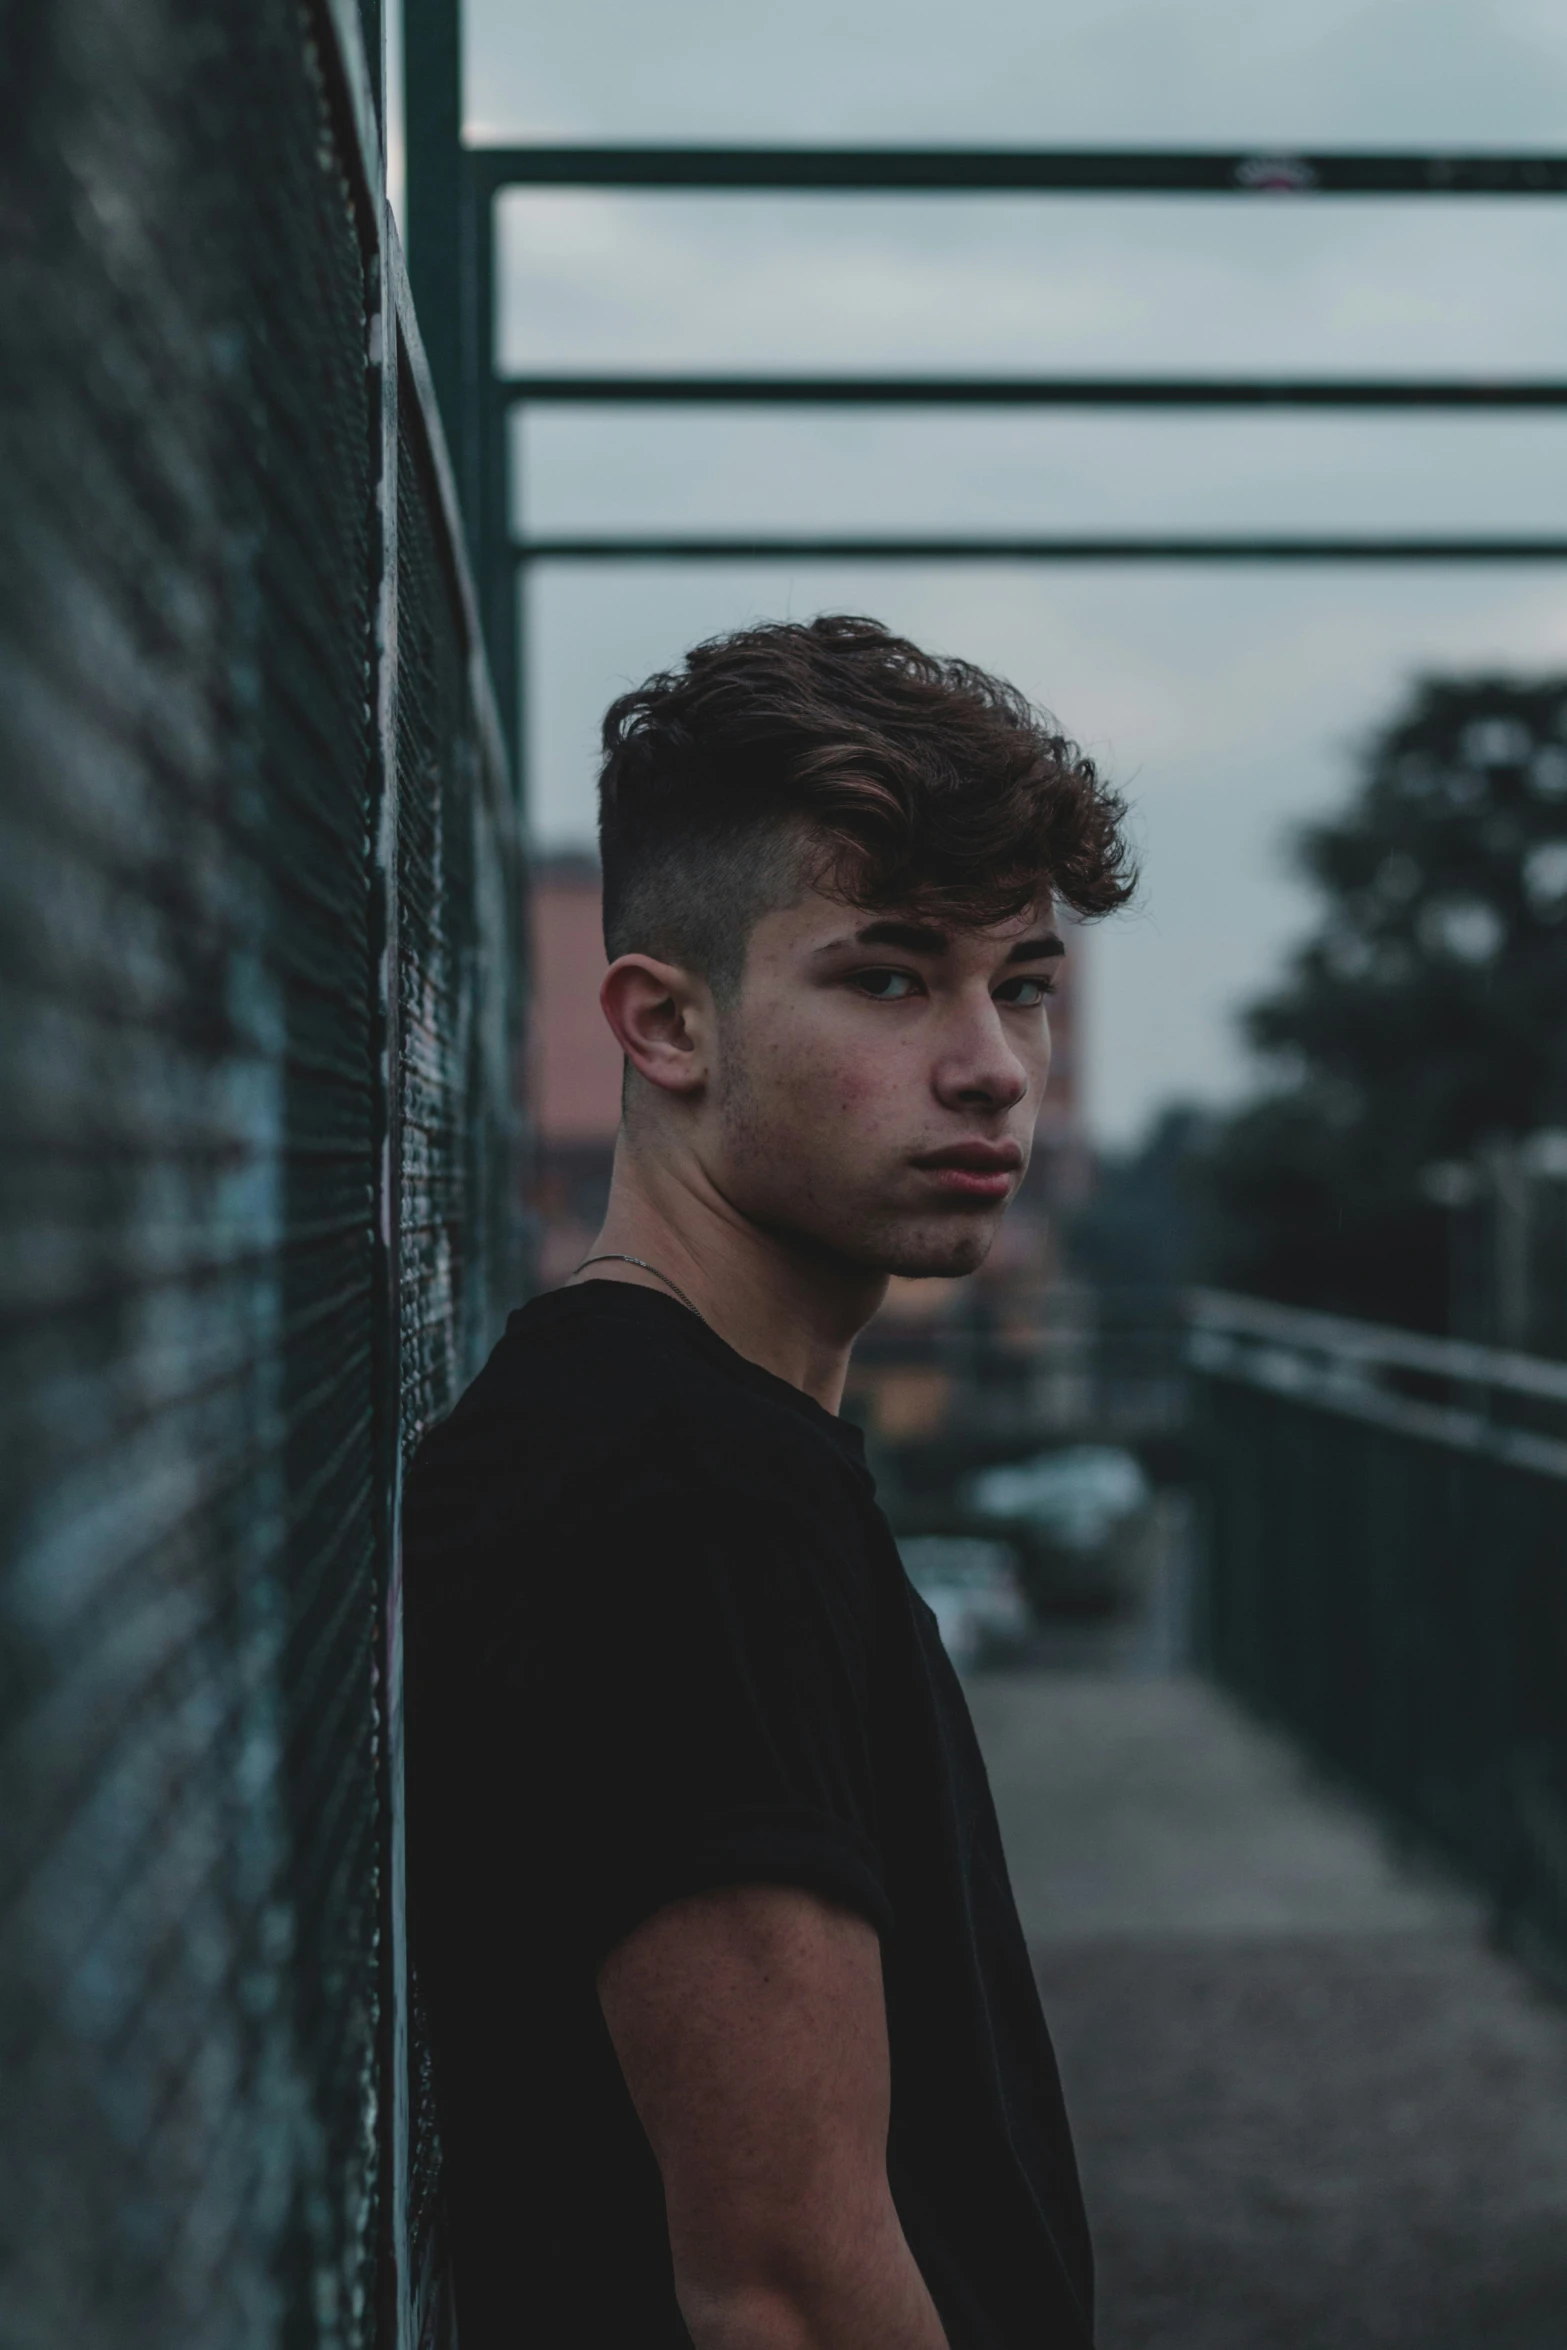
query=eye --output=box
[851,967,921,1001]
[995,974,1056,1007]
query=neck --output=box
[569,1131,887,1412]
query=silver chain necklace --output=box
[570,1253,706,1323]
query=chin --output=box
[750,1186,1006,1282]
[865,1218,1000,1281]
[886,1241,993,1280]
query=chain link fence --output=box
[0,2,524,2342]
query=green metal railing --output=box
[1192,1291,1567,1980]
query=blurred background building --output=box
[530,851,623,1284]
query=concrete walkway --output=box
[968,1669,1567,2350]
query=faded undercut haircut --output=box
[598,614,1135,1001]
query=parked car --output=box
[959,1445,1152,1618]
[897,1534,1031,1671]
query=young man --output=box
[404,615,1133,2348]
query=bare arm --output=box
[597,1883,949,2350]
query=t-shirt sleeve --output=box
[508,1484,891,1965]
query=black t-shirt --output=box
[403,1283,1094,2349]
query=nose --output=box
[931,993,1037,1116]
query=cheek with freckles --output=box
[778,1027,914,1163]
[714,1009,906,1206]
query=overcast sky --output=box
[428,0,1567,1141]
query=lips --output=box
[910,1141,1023,1200]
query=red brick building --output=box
[530,852,624,1285]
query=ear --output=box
[600,954,712,1097]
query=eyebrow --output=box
[825,918,1066,965]
[1003,931,1066,965]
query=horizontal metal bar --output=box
[1189,1287,1567,1405]
[515,534,1567,565]
[503,374,1567,410]
[471,145,1567,197]
[1189,1324,1567,1483]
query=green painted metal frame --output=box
[512,533,1567,564]
[500,374,1567,409]
[394,71,1567,787]
[467,146,1567,195]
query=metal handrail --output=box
[1190,1287,1567,1402]
[1188,1288,1567,1480]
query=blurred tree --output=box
[1207,673,1567,1330]
[1069,1103,1217,1294]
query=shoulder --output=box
[403,1286,876,1586]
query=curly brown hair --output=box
[598,614,1134,998]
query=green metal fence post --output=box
[466,167,521,784]
[402,0,463,485]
